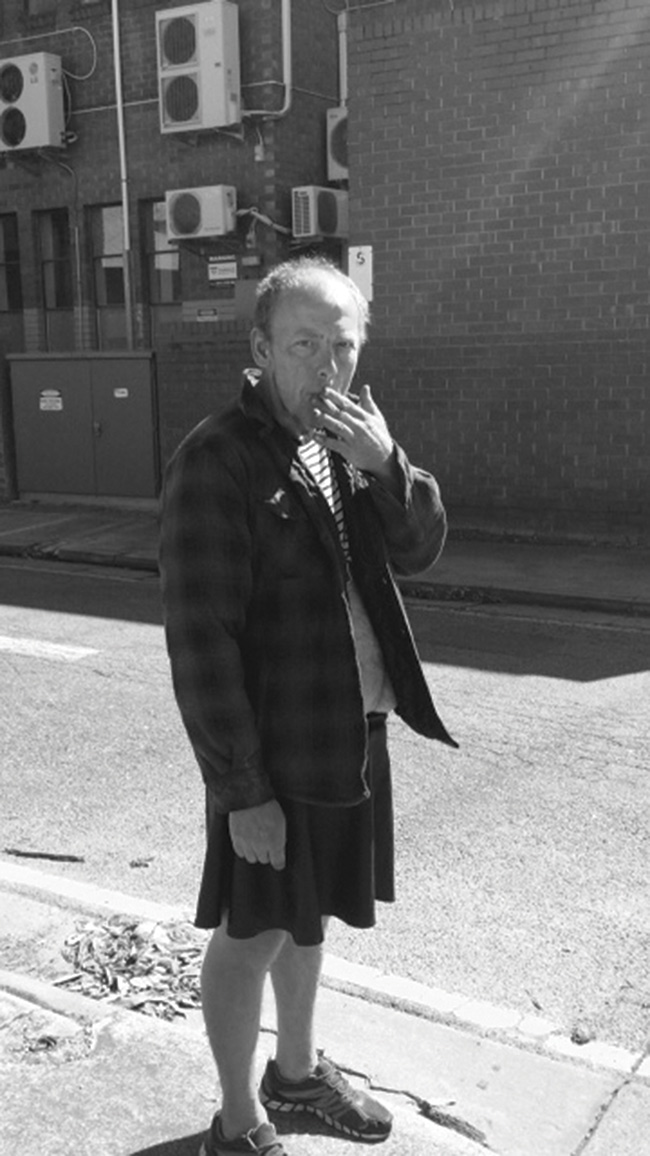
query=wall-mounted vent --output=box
[326,107,348,181]
[156,1,240,133]
[291,187,349,239]
[165,185,237,239]
[0,53,65,152]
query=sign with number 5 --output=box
[347,245,373,301]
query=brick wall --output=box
[0,0,340,494]
[2,0,648,536]
[348,0,650,537]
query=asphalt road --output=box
[0,556,648,1056]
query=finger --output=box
[317,411,352,440]
[269,846,286,870]
[325,434,353,462]
[323,388,366,419]
[358,384,380,414]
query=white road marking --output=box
[0,635,98,662]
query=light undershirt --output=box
[298,438,397,715]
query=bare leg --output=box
[270,923,327,1080]
[201,923,287,1138]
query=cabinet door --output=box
[90,358,158,498]
[11,359,95,494]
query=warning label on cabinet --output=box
[39,390,63,412]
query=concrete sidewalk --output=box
[1,503,649,1153]
[0,500,648,615]
[1,864,649,1156]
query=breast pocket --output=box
[254,487,314,580]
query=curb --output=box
[0,542,159,572]
[399,580,650,618]
[1,859,647,1079]
[2,540,649,617]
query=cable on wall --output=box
[0,25,98,81]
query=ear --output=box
[250,327,271,370]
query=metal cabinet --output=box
[9,353,159,498]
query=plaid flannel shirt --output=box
[159,372,457,814]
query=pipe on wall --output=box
[337,10,348,107]
[242,0,292,119]
[111,0,134,349]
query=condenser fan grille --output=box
[160,16,197,67]
[0,108,26,148]
[0,64,24,104]
[316,191,340,235]
[162,74,200,124]
[329,117,348,169]
[169,192,202,236]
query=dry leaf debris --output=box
[59,914,207,1021]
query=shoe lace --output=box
[319,1058,358,1105]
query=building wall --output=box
[0,0,340,489]
[348,0,650,538]
[1,0,648,538]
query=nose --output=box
[316,344,338,381]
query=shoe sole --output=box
[262,1094,391,1143]
[198,1133,287,1156]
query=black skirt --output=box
[195,716,395,946]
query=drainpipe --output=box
[111,0,134,349]
[243,0,292,119]
[337,9,348,107]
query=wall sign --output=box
[348,245,373,302]
[39,389,63,412]
[208,256,238,283]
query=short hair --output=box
[253,256,370,343]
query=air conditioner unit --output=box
[292,187,349,239]
[0,53,65,152]
[326,106,348,181]
[165,185,237,239]
[156,0,241,133]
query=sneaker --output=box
[260,1054,393,1142]
[199,1114,287,1156]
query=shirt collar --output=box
[239,369,301,450]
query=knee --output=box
[204,924,288,978]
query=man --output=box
[159,256,456,1156]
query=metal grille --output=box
[160,16,197,67]
[169,192,202,237]
[292,190,313,237]
[0,64,23,104]
[0,108,26,148]
[162,74,200,125]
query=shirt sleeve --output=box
[159,436,275,813]
[364,443,448,576]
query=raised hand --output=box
[314,384,394,479]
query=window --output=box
[92,205,125,306]
[39,209,73,309]
[37,209,74,350]
[141,200,182,338]
[90,204,127,349]
[24,0,57,17]
[144,201,181,305]
[0,214,23,312]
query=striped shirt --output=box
[298,438,396,715]
[298,436,350,556]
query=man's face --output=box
[251,273,363,436]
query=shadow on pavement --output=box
[408,601,650,682]
[129,1135,205,1156]
[0,557,163,626]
